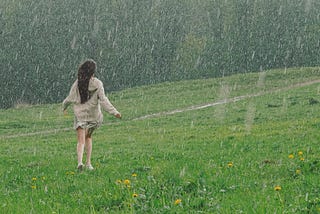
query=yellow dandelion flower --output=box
[70,171,75,175]
[296,169,301,174]
[175,199,182,205]
[288,154,294,159]
[123,179,130,185]
[116,179,122,184]
[300,157,305,161]
[32,177,37,181]
[132,193,138,198]
[298,151,303,156]
[31,185,37,189]
[274,186,281,191]
[227,162,233,167]
[132,173,137,177]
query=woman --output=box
[63,59,121,171]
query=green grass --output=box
[1,67,320,213]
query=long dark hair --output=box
[78,59,96,104]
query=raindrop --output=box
[70,35,77,49]
[195,56,201,68]
[245,102,256,134]
[257,71,266,88]
[251,51,256,60]
[278,5,283,16]
[296,36,301,48]
[305,0,312,13]
[281,97,288,114]
[214,84,230,123]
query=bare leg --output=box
[77,128,86,167]
[85,130,92,166]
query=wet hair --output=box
[77,59,96,104]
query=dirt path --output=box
[133,79,320,120]
[2,79,320,139]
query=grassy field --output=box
[1,67,320,213]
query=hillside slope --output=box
[1,67,320,213]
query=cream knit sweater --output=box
[63,77,120,124]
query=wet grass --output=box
[1,67,320,213]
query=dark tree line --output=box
[1,0,320,108]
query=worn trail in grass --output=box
[3,77,320,139]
